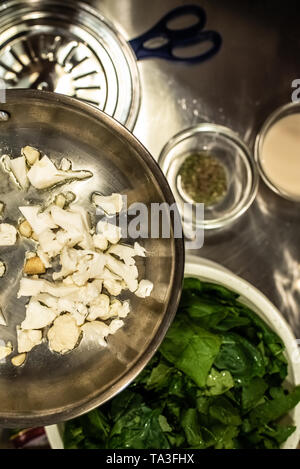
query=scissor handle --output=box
[129,5,222,64]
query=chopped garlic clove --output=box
[65,191,76,203]
[11,353,26,367]
[22,146,40,165]
[48,314,81,354]
[0,223,17,246]
[17,328,42,353]
[19,220,33,238]
[23,256,45,275]
[55,194,66,208]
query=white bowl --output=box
[46,259,300,449]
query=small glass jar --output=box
[159,124,258,230]
[255,102,300,202]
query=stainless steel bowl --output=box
[0,90,184,427]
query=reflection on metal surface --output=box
[105,0,300,336]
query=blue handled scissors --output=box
[129,5,222,64]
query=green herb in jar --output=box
[177,153,227,205]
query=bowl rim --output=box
[0,89,185,426]
[254,101,300,202]
[158,123,259,230]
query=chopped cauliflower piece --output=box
[0,223,17,246]
[110,299,130,319]
[105,254,138,292]
[17,328,42,353]
[103,278,124,296]
[10,156,28,189]
[93,193,123,215]
[19,220,33,238]
[65,191,76,203]
[87,294,110,321]
[27,155,92,189]
[71,252,106,286]
[50,206,85,246]
[3,155,28,189]
[19,206,57,235]
[9,149,153,362]
[93,233,108,251]
[108,242,146,266]
[69,205,94,250]
[53,247,79,281]
[22,146,40,165]
[73,281,100,304]
[134,242,146,257]
[18,278,46,297]
[81,321,110,347]
[60,158,72,171]
[11,353,26,367]
[37,249,52,269]
[18,277,79,298]
[0,341,12,360]
[135,279,154,298]
[96,220,122,244]
[0,261,5,277]
[34,293,58,310]
[21,299,57,329]
[47,314,81,354]
[57,298,88,326]
[0,308,6,326]
[38,229,66,258]
[109,319,124,335]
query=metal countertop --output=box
[86,0,300,336]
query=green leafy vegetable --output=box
[64,278,300,450]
